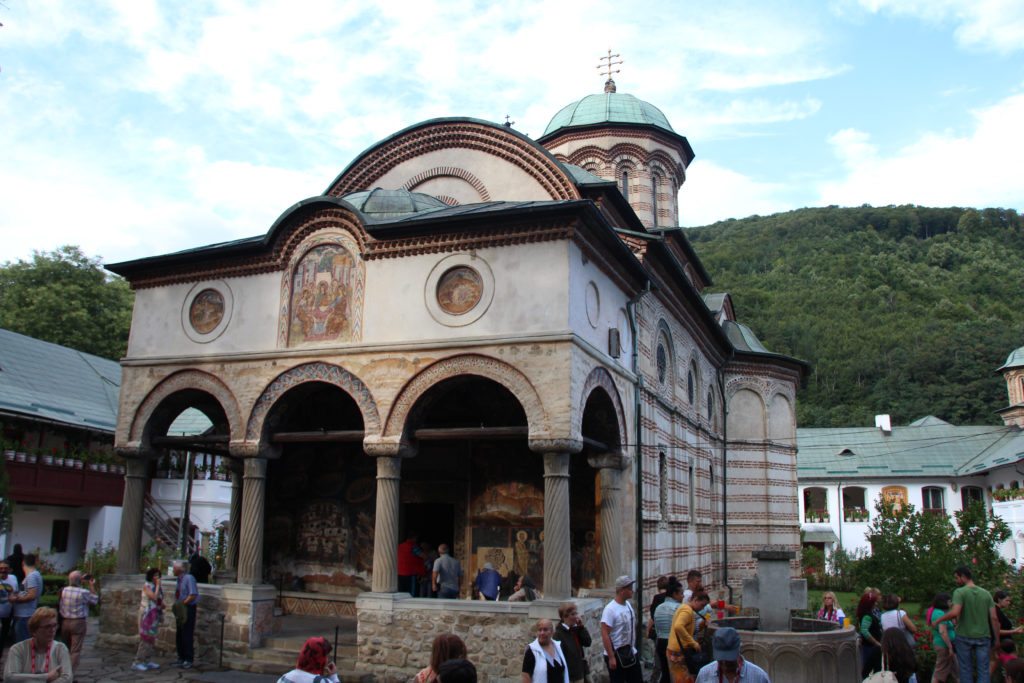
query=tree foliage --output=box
[0,246,134,360]
[687,206,1024,426]
[852,499,1009,601]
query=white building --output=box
[798,345,1024,562]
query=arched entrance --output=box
[400,375,546,596]
[579,381,625,589]
[260,381,374,593]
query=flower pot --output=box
[41,455,53,465]
[86,463,98,471]
[26,454,37,464]
[98,463,109,473]
[72,460,83,470]
[54,457,65,467]
[15,452,26,462]
[117,465,125,474]
[3,450,14,461]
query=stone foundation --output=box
[97,575,277,663]
[356,594,608,682]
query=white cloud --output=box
[856,0,1024,53]
[818,92,1024,208]
[678,162,793,227]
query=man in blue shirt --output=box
[474,562,502,601]
[695,627,771,682]
[173,560,200,669]
[10,553,42,642]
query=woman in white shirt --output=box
[522,618,570,683]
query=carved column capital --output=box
[243,456,268,479]
[363,437,417,459]
[587,451,626,471]
[529,438,583,455]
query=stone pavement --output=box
[3,618,281,683]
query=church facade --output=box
[102,80,804,678]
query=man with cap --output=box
[600,575,643,683]
[694,627,770,682]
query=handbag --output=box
[863,652,899,683]
[615,644,637,668]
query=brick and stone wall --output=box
[97,576,276,663]
[355,594,609,682]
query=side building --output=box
[798,344,1024,562]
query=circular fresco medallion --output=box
[436,266,483,315]
[189,289,225,334]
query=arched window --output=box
[651,173,660,226]
[803,487,829,522]
[842,486,868,522]
[706,390,714,421]
[687,360,698,405]
[620,170,629,201]
[922,486,946,515]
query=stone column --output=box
[371,456,402,593]
[543,452,572,600]
[237,457,267,585]
[116,456,149,574]
[589,452,625,587]
[224,459,243,572]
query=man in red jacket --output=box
[397,534,424,597]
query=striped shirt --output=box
[59,586,99,619]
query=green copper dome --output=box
[543,92,675,137]
[998,346,1024,372]
[342,188,448,219]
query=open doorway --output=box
[403,503,455,550]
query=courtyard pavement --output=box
[2,618,281,683]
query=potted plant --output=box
[26,450,38,464]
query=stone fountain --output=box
[712,547,859,682]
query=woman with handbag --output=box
[880,594,918,646]
[130,568,164,672]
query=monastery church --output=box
[103,71,805,677]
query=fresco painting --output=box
[289,244,357,344]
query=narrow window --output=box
[688,464,696,520]
[51,520,70,553]
[922,486,945,514]
[659,451,669,520]
[652,173,660,226]
[620,170,629,201]
[687,370,695,404]
[707,390,714,421]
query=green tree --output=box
[0,246,134,359]
[954,501,1010,589]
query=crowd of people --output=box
[851,564,1024,683]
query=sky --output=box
[1,0,1022,266]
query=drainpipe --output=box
[717,353,733,604]
[837,481,843,551]
[626,283,649,649]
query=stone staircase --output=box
[224,614,370,681]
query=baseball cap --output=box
[713,627,741,661]
[614,575,635,590]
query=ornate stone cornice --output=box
[329,122,580,202]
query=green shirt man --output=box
[932,566,999,640]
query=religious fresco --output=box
[264,449,375,591]
[276,232,365,348]
[288,244,358,344]
[189,288,225,334]
[436,266,483,315]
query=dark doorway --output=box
[403,503,455,550]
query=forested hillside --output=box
[686,206,1024,427]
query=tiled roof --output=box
[543,93,676,137]
[0,328,121,434]
[798,420,1022,479]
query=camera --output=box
[82,573,92,581]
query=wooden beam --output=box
[582,436,612,452]
[413,426,528,441]
[270,430,365,443]
[152,435,229,446]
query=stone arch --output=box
[576,366,627,452]
[129,369,243,445]
[726,385,767,440]
[383,354,548,439]
[653,320,675,397]
[245,362,381,441]
[767,392,796,444]
[401,166,491,202]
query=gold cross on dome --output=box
[596,49,623,82]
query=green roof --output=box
[798,420,1023,479]
[542,92,675,137]
[997,346,1024,372]
[341,188,449,219]
[0,328,121,434]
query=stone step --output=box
[264,632,357,650]
[254,641,358,660]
